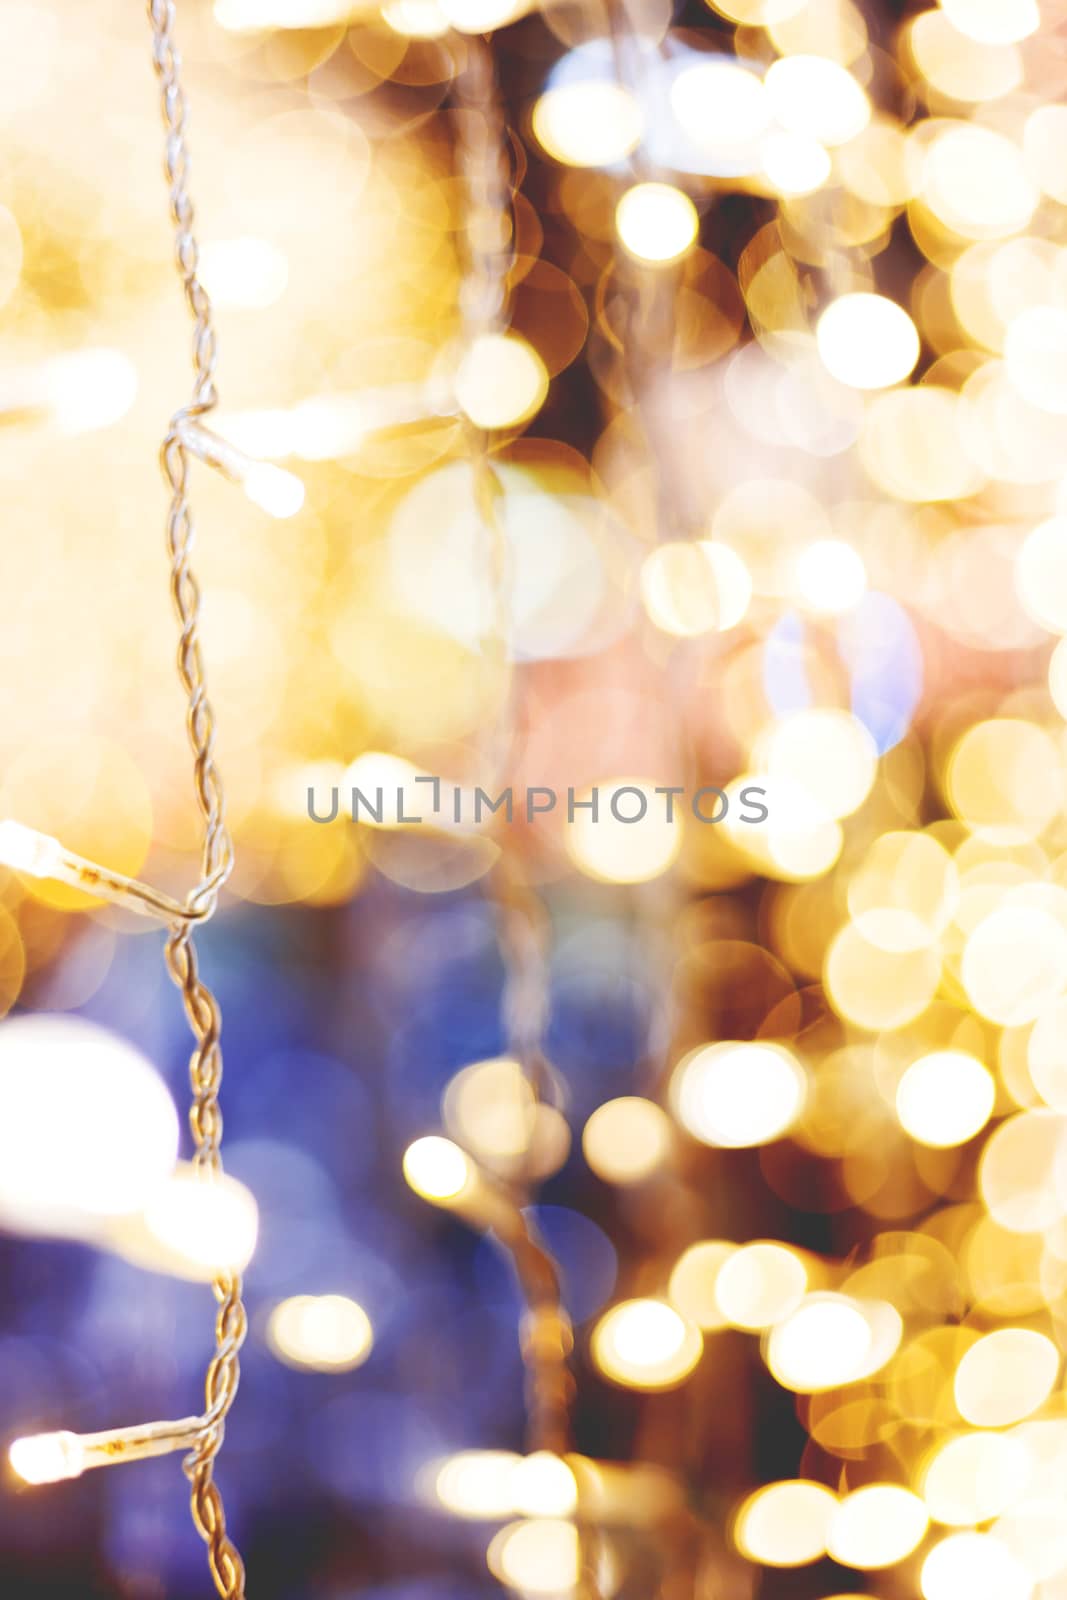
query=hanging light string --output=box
[407,24,583,1499]
[8,8,253,1600]
[455,34,576,1463]
[150,2,248,1594]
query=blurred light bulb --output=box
[672,1041,806,1148]
[762,132,831,195]
[793,539,867,614]
[488,1518,580,1595]
[766,1293,874,1391]
[112,1163,259,1280]
[0,1016,179,1230]
[591,1298,702,1390]
[615,183,698,265]
[827,1485,928,1569]
[734,1480,838,1566]
[434,1450,522,1517]
[532,82,642,167]
[640,540,752,636]
[45,348,137,434]
[511,1452,578,1517]
[714,1242,807,1330]
[9,1431,85,1485]
[403,1136,473,1202]
[816,294,920,390]
[267,1294,374,1372]
[0,820,63,878]
[243,461,305,520]
[921,1531,1032,1600]
[582,1097,672,1185]
[895,1051,995,1148]
[564,778,683,884]
[199,237,288,309]
[764,55,870,146]
[939,0,1038,45]
[454,333,548,430]
[380,0,451,33]
[670,60,771,151]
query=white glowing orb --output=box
[0,1016,179,1229]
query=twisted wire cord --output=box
[148,4,247,1595]
[450,54,589,1583]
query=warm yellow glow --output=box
[243,462,305,521]
[921,1431,1033,1526]
[214,0,360,26]
[113,1163,259,1280]
[592,1298,703,1390]
[565,779,683,884]
[947,719,1063,844]
[827,1484,929,1569]
[910,10,1022,102]
[267,1294,374,1372]
[954,1329,1059,1427]
[961,906,1067,1026]
[939,0,1039,44]
[668,1241,737,1330]
[1005,310,1067,416]
[921,1531,1033,1600]
[0,1016,179,1229]
[343,752,430,829]
[199,237,288,309]
[380,0,451,34]
[402,1136,473,1202]
[487,1518,580,1595]
[793,539,866,616]
[510,1452,578,1518]
[444,1057,536,1164]
[9,1431,85,1485]
[848,831,957,953]
[714,1242,807,1331]
[582,1097,672,1185]
[1027,996,1067,1109]
[1016,518,1067,634]
[734,1479,838,1566]
[1050,637,1067,722]
[766,1293,873,1392]
[44,348,138,435]
[672,1041,807,1148]
[640,540,752,636]
[860,386,984,502]
[825,921,942,1031]
[1024,106,1067,205]
[722,774,843,882]
[896,1052,996,1148]
[432,1450,576,1520]
[454,333,548,431]
[761,132,831,196]
[757,708,878,821]
[816,294,920,391]
[434,1450,522,1518]
[921,125,1037,241]
[532,82,643,168]
[763,56,870,147]
[615,183,699,265]
[705,0,806,19]
[670,61,770,152]
[980,1110,1067,1234]
[437,0,525,30]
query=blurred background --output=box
[5,0,1067,1596]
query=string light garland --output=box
[5,5,271,1597]
[402,30,590,1581]
[9,1,1067,1598]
